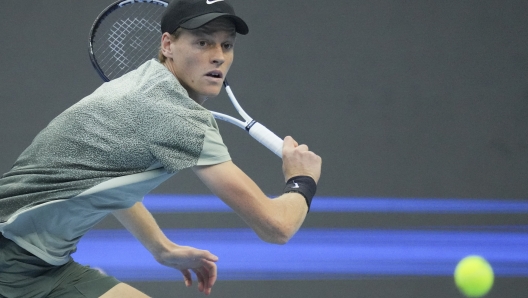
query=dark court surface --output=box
[129,277,528,298]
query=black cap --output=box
[161,0,249,35]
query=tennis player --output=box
[0,0,321,297]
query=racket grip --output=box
[248,122,283,158]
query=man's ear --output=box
[161,32,173,60]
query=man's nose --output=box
[210,45,225,65]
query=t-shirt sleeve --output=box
[144,111,206,173]
[196,125,231,166]
[135,91,209,173]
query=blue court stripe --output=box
[143,194,528,213]
[74,228,528,281]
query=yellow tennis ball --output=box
[454,255,494,297]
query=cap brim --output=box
[180,12,249,35]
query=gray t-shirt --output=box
[0,60,230,265]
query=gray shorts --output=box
[0,234,121,298]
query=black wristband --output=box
[283,176,317,212]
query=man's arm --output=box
[113,202,218,295]
[193,136,322,244]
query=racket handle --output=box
[248,122,283,158]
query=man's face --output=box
[164,28,235,104]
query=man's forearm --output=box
[193,161,308,244]
[113,202,174,257]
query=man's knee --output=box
[99,283,150,298]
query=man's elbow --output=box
[261,234,289,245]
[258,225,296,245]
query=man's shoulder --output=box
[135,59,187,93]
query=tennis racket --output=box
[88,0,283,158]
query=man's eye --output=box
[223,43,233,50]
[198,41,207,47]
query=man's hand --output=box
[155,244,218,295]
[282,136,322,183]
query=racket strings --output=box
[92,3,166,80]
[107,17,159,70]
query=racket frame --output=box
[88,0,168,82]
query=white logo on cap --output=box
[206,0,224,4]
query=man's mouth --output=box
[205,70,223,79]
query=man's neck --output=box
[162,61,207,105]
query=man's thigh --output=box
[0,234,122,298]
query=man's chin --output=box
[203,88,222,98]
[193,89,221,105]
